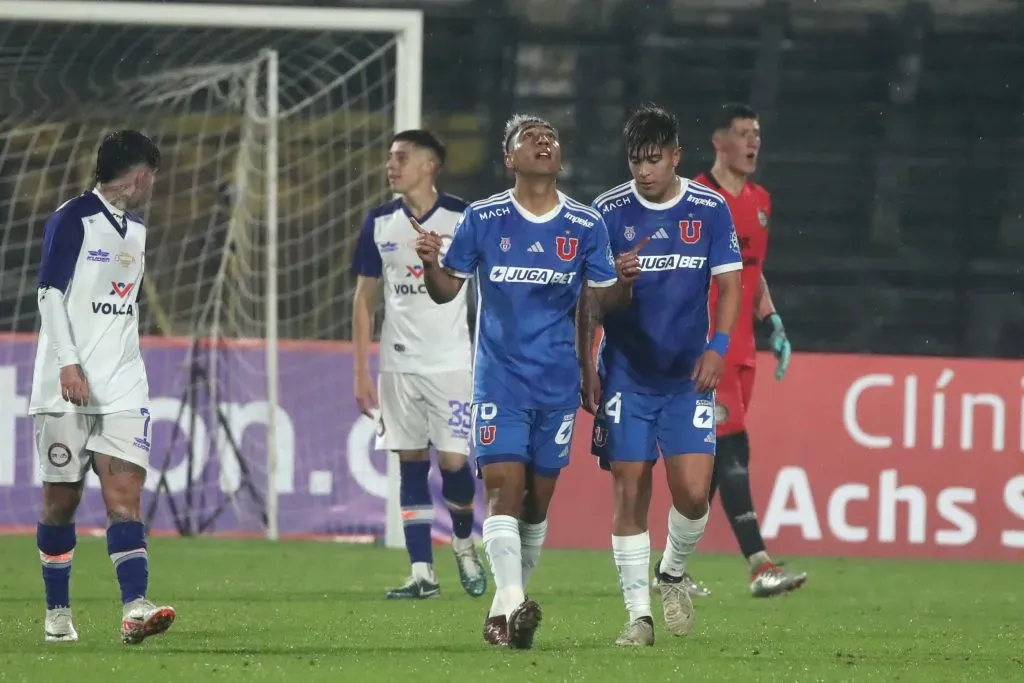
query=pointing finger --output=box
[409,217,425,234]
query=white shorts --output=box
[377,370,472,455]
[34,410,152,483]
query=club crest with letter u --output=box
[555,236,578,261]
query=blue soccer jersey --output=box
[589,178,742,463]
[594,178,742,395]
[442,189,617,474]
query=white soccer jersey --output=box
[29,189,149,415]
[352,193,472,374]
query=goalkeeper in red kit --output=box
[688,104,806,598]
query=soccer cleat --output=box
[483,614,509,646]
[44,607,79,643]
[452,539,487,598]
[655,560,694,637]
[385,576,440,600]
[507,599,542,650]
[651,571,711,597]
[121,598,175,645]
[614,616,655,647]
[750,562,807,598]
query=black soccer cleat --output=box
[507,599,542,650]
[385,577,440,600]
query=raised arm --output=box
[421,261,465,305]
[412,214,471,305]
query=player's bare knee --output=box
[482,463,525,518]
[670,487,709,520]
[485,487,523,518]
[95,455,145,516]
[520,486,554,525]
[41,482,84,525]
[521,470,557,524]
[41,481,84,524]
[612,473,645,511]
[396,449,429,462]
[436,451,467,471]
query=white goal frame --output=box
[0,1,421,545]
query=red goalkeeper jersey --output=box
[695,171,771,368]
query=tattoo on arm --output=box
[576,286,601,366]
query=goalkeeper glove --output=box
[764,313,791,381]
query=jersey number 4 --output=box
[679,220,702,244]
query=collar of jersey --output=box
[91,187,125,222]
[509,189,565,224]
[630,176,689,211]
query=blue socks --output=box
[399,460,434,566]
[38,523,75,609]
[107,521,149,604]
[441,463,476,540]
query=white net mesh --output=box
[0,16,404,539]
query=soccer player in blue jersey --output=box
[412,114,640,650]
[581,105,743,646]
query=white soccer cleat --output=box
[44,607,79,643]
[614,617,654,647]
[121,598,175,645]
[655,562,694,637]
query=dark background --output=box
[1,0,1021,357]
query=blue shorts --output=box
[472,402,577,478]
[591,389,716,470]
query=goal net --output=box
[0,2,423,543]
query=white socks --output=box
[411,562,435,582]
[486,517,548,619]
[519,519,547,588]
[612,531,652,621]
[661,506,709,577]
[483,515,524,619]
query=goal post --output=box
[0,1,419,545]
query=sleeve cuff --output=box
[444,267,474,280]
[587,277,617,288]
[710,262,743,276]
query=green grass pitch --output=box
[0,536,1020,681]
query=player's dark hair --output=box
[623,104,679,159]
[502,114,557,154]
[94,130,160,184]
[712,103,758,133]
[391,129,447,167]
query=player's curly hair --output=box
[623,104,679,159]
[502,114,557,154]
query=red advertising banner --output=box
[549,352,1024,562]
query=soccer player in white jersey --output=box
[413,115,638,649]
[30,130,175,645]
[351,129,486,600]
[582,105,743,646]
